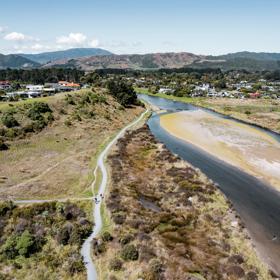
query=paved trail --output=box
[80,109,148,280]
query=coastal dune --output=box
[160,110,280,191]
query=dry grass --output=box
[0,89,144,200]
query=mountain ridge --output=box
[0,54,40,69]
[18,48,113,64]
[1,49,280,71]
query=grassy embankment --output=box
[136,87,280,134]
[0,89,144,200]
[91,125,272,280]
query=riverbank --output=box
[91,124,272,280]
[160,110,280,191]
[136,88,280,134]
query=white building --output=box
[26,85,44,92]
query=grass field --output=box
[0,89,144,200]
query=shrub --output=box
[119,234,133,245]
[109,258,123,271]
[66,253,85,275]
[112,213,126,225]
[1,112,19,128]
[121,244,139,261]
[16,230,35,257]
[1,235,18,259]
[0,139,8,151]
[149,258,163,274]
[64,119,72,127]
[102,231,113,242]
[0,201,15,216]
[56,223,73,245]
[65,95,75,105]
[27,102,52,121]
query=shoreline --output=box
[93,123,273,279]
[137,90,280,137]
[160,110,280,192]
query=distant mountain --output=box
[190,52,280,71]
[210,51,280,61]
[0,54,40,69]
[2,49,280,71]
[43,52,203,70]
[19,48,113,64]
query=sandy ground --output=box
[160,110,280,191]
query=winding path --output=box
[81,109,148,280]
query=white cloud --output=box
[4,32,26,41]
[4,32,37,42]
[56,33,87,45]
[89,39,99,48]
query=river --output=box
[139,94,280,275]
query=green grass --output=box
[100,202,113,235]
[0,89,87,111]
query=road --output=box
[80,109,148,280]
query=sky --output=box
[0,0,279,55]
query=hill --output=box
[191,57,280,71]
[43,51,280,71]
[43,52,203,70]
[0,53,40,69]
[211,51,280,61]
[19,48,113,64]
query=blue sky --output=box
[0,0,279,55]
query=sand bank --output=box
[160,110,280,191]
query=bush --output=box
[121,244,139,261]
[149,258,163,274]
[0,139,8,150]
[16,230,35,257]
[0,201,15,216]
[1,235,18,259]
[1,112,19,128]
[66,253,85,275]
[27,102,52,121]
[119,234,133,245]
[102,231,113,242]
[109,258,123,271]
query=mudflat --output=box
[160,110,280,191]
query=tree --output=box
[1,112,19,128]
[107,79,138,107]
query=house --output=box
[26,85,44,92]
[158,87,174,94]
[58,81,80,91]
[0,81,11,90]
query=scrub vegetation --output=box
[92,125,272,280]
[0,200,92,279]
